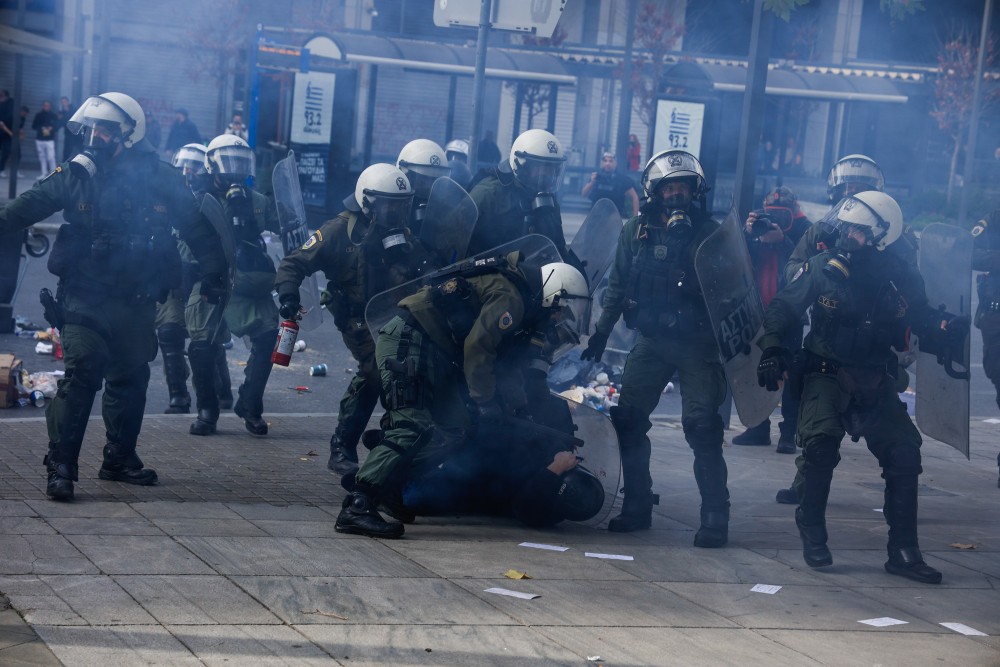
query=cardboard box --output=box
[0,353,24,408]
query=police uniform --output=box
[0,141,225,497]
[594,208,730,543]
[760,229,951,582]
[467,166,568,257]
[274,209,434,472]
[971,210,1000,486]
[186,186,279,434]
[337,251,576,536]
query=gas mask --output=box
[665,209,693,237]
[68,129,117,180]
[823,223,873,282]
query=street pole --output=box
[733,0,773,218]
[958,0,993,227]
[614,0,638,169]
[8,0,26,200]
[468,0,493,171]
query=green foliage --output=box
[763,0,810,22]
[879,0,926,22]
[897,186,997,229]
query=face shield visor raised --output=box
[172,147,206,177]
[516,155,566,193]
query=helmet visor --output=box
[517,156,565,193]
[66,96,133,141]
[404,171,439,200]
[368,193,414,227]
[827,160,884,193]
[172,146,206,174]
[209,146,256,178]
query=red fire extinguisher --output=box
[271,317,300,367]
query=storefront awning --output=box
[0,25,85,57]
[664,61,911,104]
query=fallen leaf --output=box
[949,542,977,550]
[306,450,319,457]
[504,569,532,580]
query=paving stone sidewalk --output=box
[1,413,998,666]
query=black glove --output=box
[944,315,970,347]
[475,399,505,435]
[199,273,227,304]
[581,330,609,363]
[279,295,301,321]
[757,347,791,392]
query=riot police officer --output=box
[186,134,279,437]
[444,138,472,190]
[396,139,451,237]
[581,150,730,547]
[0,92,226,501]
[466,129,569,258]
[275,164,435,476]
[970,209,1000,487]
[335,256,591,538]
[757,191,967,584]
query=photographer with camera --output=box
[732,186,811,452]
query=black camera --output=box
[749,210,773,237]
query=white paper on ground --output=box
[874,508,884,512]
[858,617,908,627]
[750,584,782,594]
[982,418,1000,424]
[484,587,540,600]
[519,542,569,552]
[585,552,634,561]
[940,622,988,636]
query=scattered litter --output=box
[26,371,61,398]
[858,617,908,627]
[301,608,348,620]
[34,342,53,355]
[293,339,307,352]
[940,622,987,636]
[519,542,569,552]
[344,367,355,374]
[298,457,311,461]
[484,587,539,600]
[34,330,53,341]
[750,584,782,595]
[425,648,432,653]
[982,418,1000,424]
[585,552,633,561]
[949,543,977,550]
[310,364,328,377]
[663,381,675,394]
[874,508,883,513]
[504,569,532,580]
[237,361,248,366]
[305,450,319,457]
[587,657,602,662]
[288,386,311,393]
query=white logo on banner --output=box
[291,72,336,145]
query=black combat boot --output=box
[98,442,158,486]
[692,451,730,548]
[215,344,234,410]
[329,430,360,475]
[158,324,191,414]
[335,487,405,538]
[795,468,833,568]
[233,330,276,436]
[188,341,219,436]
[883,474,942,584]
[776,420,796,454]
[607,408,654,532]
[776,470,802,504]
[43,447,76,501]
[732,420,770,447]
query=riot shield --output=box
[694,202,780,428]
[365,234,562,340]
[569,198,624,294]
[560,395,622,526]
[916,222,972,458]
[272,151,323,331]
[200,194,236,344]
[420,177,478,266]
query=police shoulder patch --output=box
[498,311,514,330]
[441,278,458,294]
[973,222,986,237]
[302,230,322,250]
[790,263,807,283]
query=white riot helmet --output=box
[827,154,884,202]
[205,134,255,181]
[833,190,902,252]
[171,143,207,176]
[66,92,145,149]
[540,262,590,325]
[445,138,470,162]
[509,129,567,193]
[396,139,450,199]
[354,163,414,226]
[642,150,707,209]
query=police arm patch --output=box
[498,311,514,330]
[301,230,323,250]
[790,262,808,283]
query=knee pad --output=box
[883,444,922,477]
[609,405,633,432]
[156,323,187,347]
[802,437,841,470]
[682,414,724,449]
[65,363,103,393]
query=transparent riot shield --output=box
[365,234,562,340]
[272,151,323,331]
[562,395,622,526]
[694,202,780,427]
[570,198,624,294]
[421,177,478,266]
[200,194,236,344]
[916,222,972,458]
